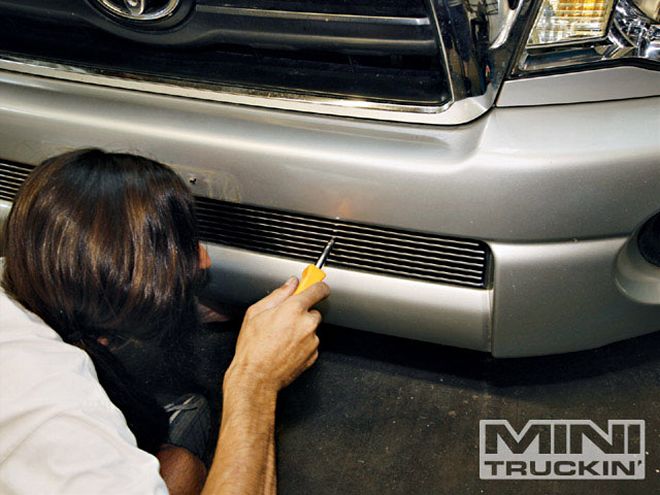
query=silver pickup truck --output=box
[0,0,658,356]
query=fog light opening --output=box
[637,212,660,267]
[614,212,660,305]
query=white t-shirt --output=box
[0,287,168,495]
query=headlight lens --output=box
[528,0,616,46]
[517,0,659,73]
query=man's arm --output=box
[202,371,276,494]
[264,428,276,495]
[202,278,329,495]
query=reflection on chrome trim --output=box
[427,0,456,103]
[196,6,431,26]
[0,55,502,124]
[426,0,536,107]
[489,0,524,49]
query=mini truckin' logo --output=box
[479,419,645,480]
[95,0,180,21]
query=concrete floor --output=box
[274,325,660,494]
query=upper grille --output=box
[196,197,490,288]
[0,0,450,106]
[0,160,491,289]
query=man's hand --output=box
[227,277,330,393]
[202,278,330,495]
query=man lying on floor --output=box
[0,150,330,495]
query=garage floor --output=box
[273,325,660,495]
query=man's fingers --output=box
[249,277,299,315]
[307,309,322,327]
[303,350,319,371]
[290,282,330,310]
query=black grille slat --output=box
[0,162,33,175]
[317,259,485,287]
[328,260,484,286]
[0,186,18,201]
[331,248,485,274]
[0,160,491,289]
[0,174,27,187]
[0,171,31,181]
[195,196,491,288]
[198,221,324,253]
[328,253,484,281]
[194,4,436,56]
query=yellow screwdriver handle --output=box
[293,264,327,295]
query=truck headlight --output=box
[516,0,659,73]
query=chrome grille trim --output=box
[197,6,431,26]
[195,197,491,288]
[0,159,491,288]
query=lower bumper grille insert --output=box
[195,197,491,289]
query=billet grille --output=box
[195,197,491,288]
[0,160,491,289]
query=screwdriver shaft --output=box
[315,238,335,268]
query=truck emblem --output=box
[95,0,179,21]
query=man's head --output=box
[2,149,204,345]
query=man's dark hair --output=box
[2,149,205,453]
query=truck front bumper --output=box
[1,70,658,356]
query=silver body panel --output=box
[0,69,659,356]
[498,66,660,107]
[491,238,660,356]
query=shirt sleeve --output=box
[0,299,169,495]
[0,407,169,495]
